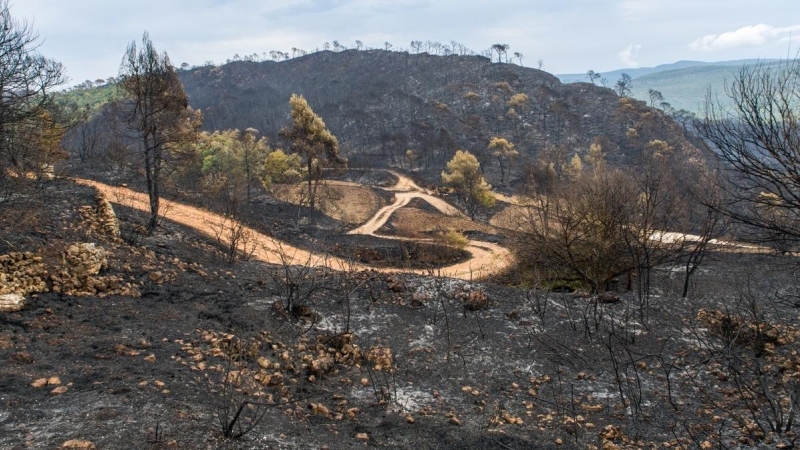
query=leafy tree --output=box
[507,93,529,111]
[186,129,277,196]
[118,31,199,231]
[586,141,605,169]
[438,229,469,250]
[491,44,510,63]
[263,149,302,188]
[464,92,481,116]
[562,153,583,180]
[487,137,518,184]
[441,150,495,219]
[238,128,270,200]
[281,94,345,223]
[404,149,418,171]
[196,130,240,176]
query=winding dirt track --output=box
[75,174,513,280]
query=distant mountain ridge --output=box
[556,59,779,84]
[558,59,784,115]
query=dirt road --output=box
[74,177,513,280]
[347,191,461,236]
[344,172,511,279]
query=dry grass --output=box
[273,183,386,225]
[489,204,529,230]
[381,208,496,238]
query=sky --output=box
[14,0,800,87]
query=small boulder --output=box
[310,356,334,376]
[0,293,25,312]
[61,440,96,449]
[64,243,107,277]
[50,386,68,395]
[462,290,489,311]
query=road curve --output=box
[346,171,511,279]
[74,177,513,280]
[347,191,462,236]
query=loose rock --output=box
[0,293,25,312]
[61,440,96,449]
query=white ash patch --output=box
[349,383,435,414]
[316,307,405,337]
[409,324,436,350]
[311,312,346,334]
[590,389,617,400]
[350,311,403,337]
[676,327,710,347]
[409,277,477,301]
[391,386,435,413]
[246,296,285,312]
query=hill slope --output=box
[177,49,698,184]
[629,61,785,114]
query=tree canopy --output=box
[441,150,495,218]
[281,94,345,222]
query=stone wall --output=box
[78,191,120,238]
[0,252,48,296]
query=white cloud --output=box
[618,44,642,67]
[689,24,800,51]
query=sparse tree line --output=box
[175,39,534,70]
[61,40,530,96]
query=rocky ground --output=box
[1,179,799,449]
